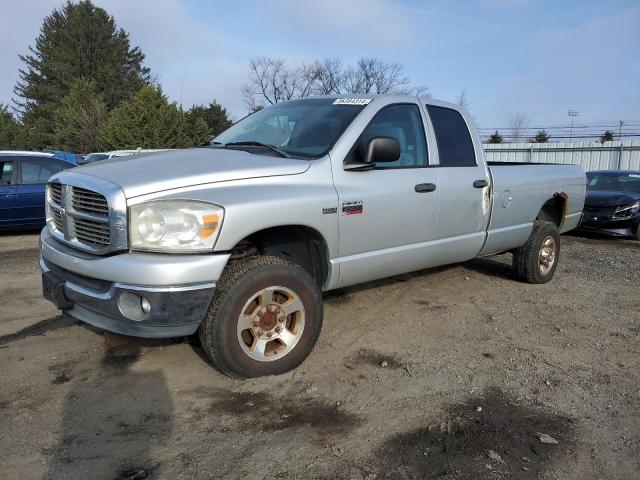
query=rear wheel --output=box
[512,221,560,284]
[198,255,323,379]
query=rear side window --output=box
[427,105,476,167]
[20,159,65,185]
[1,160,13,185]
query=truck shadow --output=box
[0,314,75,347]
[44,336,174,479]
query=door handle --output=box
[473,179,489,188]
[415,183,437,193]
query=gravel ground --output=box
[0,231,638,480]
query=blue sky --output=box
[1,0,639,134]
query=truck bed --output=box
[478,163,586,256]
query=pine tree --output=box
[600,130,614,143]
[186,102,233,140]
[487,131,503,144]
[99,85,185,150]
[188,116,211,146]
[54,78,107,152]
[0,105,20,149]
[533,130,550,143]
[14,0,150,147]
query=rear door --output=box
[16,157,69,226]
[0,158,17,227]
[423,103,490,261]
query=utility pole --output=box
[619,120,624,140]
[568,109,580,143]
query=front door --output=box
[331,102,440,288]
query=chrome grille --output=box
[46,177,127,254]
[49,183,63,206]
[73,217,111,246]
[72,187,109,215]
[50,208,65,232]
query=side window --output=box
[349,104,428,168]
[20,159,64,185]
[427,105,476,167]
[0,160,13,185]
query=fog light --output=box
[141,297,151,314]
[118,291,150,321]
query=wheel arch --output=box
[536,192,568,229]
[227,225,330,289]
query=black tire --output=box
[198,255,323,379]
[633,222,640,241]
[512,221,561,284]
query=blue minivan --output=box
[0,151,75,231]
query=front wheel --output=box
[512,221,560,284]
[198,255,323,378]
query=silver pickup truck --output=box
[40,95,586,378]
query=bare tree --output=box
[455,88,471,109]
[241,57,300,112]
[508,112,528,142]
[242,56,429,110]
[311,58,346,95]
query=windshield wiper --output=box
[224,141,290,158]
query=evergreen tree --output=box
[14,0,150,146]
[54,78,107,152]
[487,131,503,144]
[600,130,614,143]
[0,105,20,149]
[533,130,550,143]
[186,102,232,140]
[99,85,185,149]
[187,115,211,146]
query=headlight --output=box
[613,201,640,218]
[129,200,224,252]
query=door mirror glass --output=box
[363,136,400,164]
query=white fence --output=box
[484,140,640,171]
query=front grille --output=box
[73,217,111,246]
[583,206,616,216]
[46,179,126,254]
[72,187,109,215]
[49,183,63,206]
[50,208,65,232]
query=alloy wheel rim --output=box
[236,286,305,362]
[538,236,556,275]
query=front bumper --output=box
[578,213,639,237]
[39,228,231,338]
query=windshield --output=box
[212,98,367,158]
[587,172,640,193]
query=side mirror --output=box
[344,136,400,171]
[363,136,400,164]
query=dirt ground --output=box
[0,231,639,480]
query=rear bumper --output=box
[39,228,230,338]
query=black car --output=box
[579,170,640,240]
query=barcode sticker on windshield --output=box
[333,98,372,105]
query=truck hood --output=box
[72,148,311,198]
[585,190,640,208]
